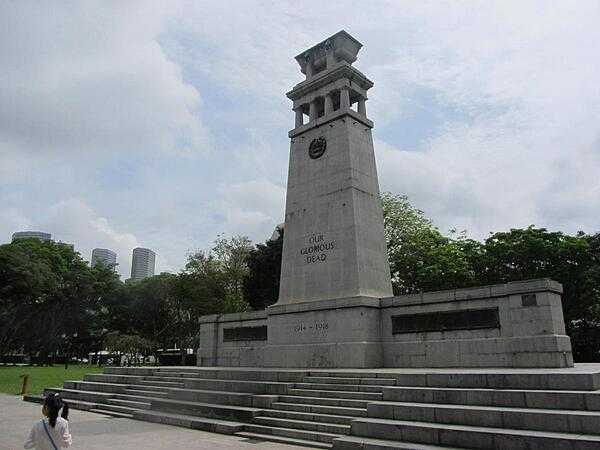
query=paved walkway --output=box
[0,394,305,450]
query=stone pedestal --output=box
[265,297,382,368]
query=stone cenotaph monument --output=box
[198,31,573,369]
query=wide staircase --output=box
[24,366,600,449]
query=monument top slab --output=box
[294,30,363,77]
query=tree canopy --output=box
[2,194,600,362]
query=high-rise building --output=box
[91,248,117,269]
[12,231,52,242]
[130,247,156,281]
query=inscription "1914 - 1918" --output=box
[300,233,335,264]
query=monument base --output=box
[197,279,574,368]
[265,297,382,368]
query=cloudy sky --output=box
[1,1,599,278]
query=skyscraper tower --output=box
[12,231,52,242]
[91,248,117,270]
[130,247,156,281]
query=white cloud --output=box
[0,1,207,159]
[216,179,286,240]
[1,0,599,279]
[44,199,139,278]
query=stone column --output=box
[294,107,304,127]
[309,99,318,122]
[358,98,367,116]
[340,87,350,110]
[305,60,313,79]
[326,51,335,69]
[324,93,333,115]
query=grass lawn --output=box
[0,365,105,396]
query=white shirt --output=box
[24,417,72,449]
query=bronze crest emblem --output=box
[308,137,327,159]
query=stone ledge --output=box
[380,278,563,308]
[268,295,381,316]
[288,108,373,138]
[199,310,267,324]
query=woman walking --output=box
[24,393,72,449]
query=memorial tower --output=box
[277,30,393,305]
[197,30,572,370]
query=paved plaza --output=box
[0,394,305,450]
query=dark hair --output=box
[43,393,69,427]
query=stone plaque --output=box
[521,294,537,307]
[223,325,267,342]
[392,308,500,334]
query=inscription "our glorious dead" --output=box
[300,233,335,264]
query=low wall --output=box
[380,279,572,368]
[198,310,267,366]
[197,278,573,368]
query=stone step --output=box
[236,431,331,449]
[287,388,383,401]
[368,401,600,435]
[133,409,245,434]
[168,388,256,407]
[304,377,396,386]
[272,402,368,417]
[126,384,171,393]
[243,423,342,444]
[307,371,600,391]
[182,378,292,395]
[149,397,262,421]
[108,368,600,391]
[63,380,126,393]
[279,395,369,409]
[332,436,468,450]
[143,375,197,383]
[391,372,600,391]
[261,408,354,425]
[383,386,600,411]
[84,373,144,383]
[43,387,114,403]
[89,408,134,419]
[104,367,156,376]
[23,394,44,404]
[50,398,99,412]
[111,393,168,403]
[135,380,184,388]
[295,382,384,393]
[89,403,140,415]
[154,368,308,383]
[122,388,169,398]
[105,398,150,409]
[351,417,600,449]
[253,416,350,435]
[24,395,99,413]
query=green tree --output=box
[184,235,253,314]
[382,192,478,295]
[243,229,283,310]
[0,238,121,362]
[125,273,178,350]
[104,333,155,366]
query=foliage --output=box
[382,192,480,295]
[3,198,600,362]
[243,228,283,310]
[0,239,121,361]
[182,235,253,314]
[104,333,155,366]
